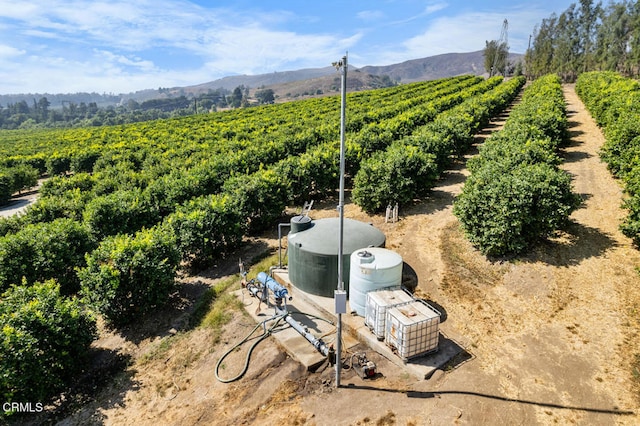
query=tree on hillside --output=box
[231,86,243,108]
[255,88,275,104]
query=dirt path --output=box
[0,180,43,218]
[54,85,640,426]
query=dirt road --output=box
[55,85,640,425]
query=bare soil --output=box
[26,84,640,425]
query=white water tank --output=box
[349,247,403,316]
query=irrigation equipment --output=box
[215,264,334,383]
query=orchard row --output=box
[576,71,640,246]
[454,74,581,256]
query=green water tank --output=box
[287,217,386,297]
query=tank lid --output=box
[352,247,402,268]
[356,250,375,264]
[291,215,312,225]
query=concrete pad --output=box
[234,284,359,371]
[235,269,467,380]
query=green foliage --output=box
[0,164,39,205]
[352,143,439,213]
[577,71,640,245]
[528,1,640,80]
[454,161,580,255]
[455,74,580,256]
[0,215,26,238]
[351,76,526,214]
[6,165,39,194]
[78,224,180,326]
[273,144,339,204]
[23,190,90,223]
[82,189,161,239]
[40,173,96,198]
[70,149,101,173]
[0,218,95,294]
[223,169,289,234]
[0,171,11,205]
[0,280,97,404]
[165,194,244,267]
[45,154,71,176]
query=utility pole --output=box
[332,53,348,388]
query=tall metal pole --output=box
[334,53,347,388]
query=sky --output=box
[0,0,577,95]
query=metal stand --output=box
[332,53,348,388]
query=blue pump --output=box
[257,272,291,301]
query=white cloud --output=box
[0,44,25,58]
[0,1,554,93]
[357,10,385,21]
[201,26,359,75]
[424,2,448,15]
[371,7,545,65]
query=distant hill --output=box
[183,50,522,92]
[0,50,524,107]
[187,67,337,92]
[361,51,493,82]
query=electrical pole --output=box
[332,53,347,388]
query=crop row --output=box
[0,76,487,237]
[0,76,476,172]
[575,71,640,245]
[0,76,480,213]
[353,76,526,212]
[453,74,581,256]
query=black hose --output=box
[215,314,286,383]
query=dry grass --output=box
[439,221,506,301]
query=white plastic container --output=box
[385,300,441,360]
[365,289,414,340]
[349,248,403,317]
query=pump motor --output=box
[351,353,377,379]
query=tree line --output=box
[526,0,640,81]
[0,86,276,130]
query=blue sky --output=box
[0,0,575,95]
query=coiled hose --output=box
[215,313,287,383]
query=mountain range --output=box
[0,50,523,107]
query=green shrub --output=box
[40,173,96,198]
[24,191,89,223]
[454,74,579,256]
[6,165,39,195]
[0,218,95,294]
[82,189,161,239]
[273,144,339,204]
[454,162,580,255]
[0,280,97,405]
[577,72,640,247]
[165,194,244,267]
[0,215,26,238]
[70,150,101,173]
[351,76,525,214]
[45,154,71,176]
[78,224,180,326]
[352,143,439,213]
[222,168,289,234]
[0,171,11,205]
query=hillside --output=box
[179,50,523,100]
[0,50,524,108]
